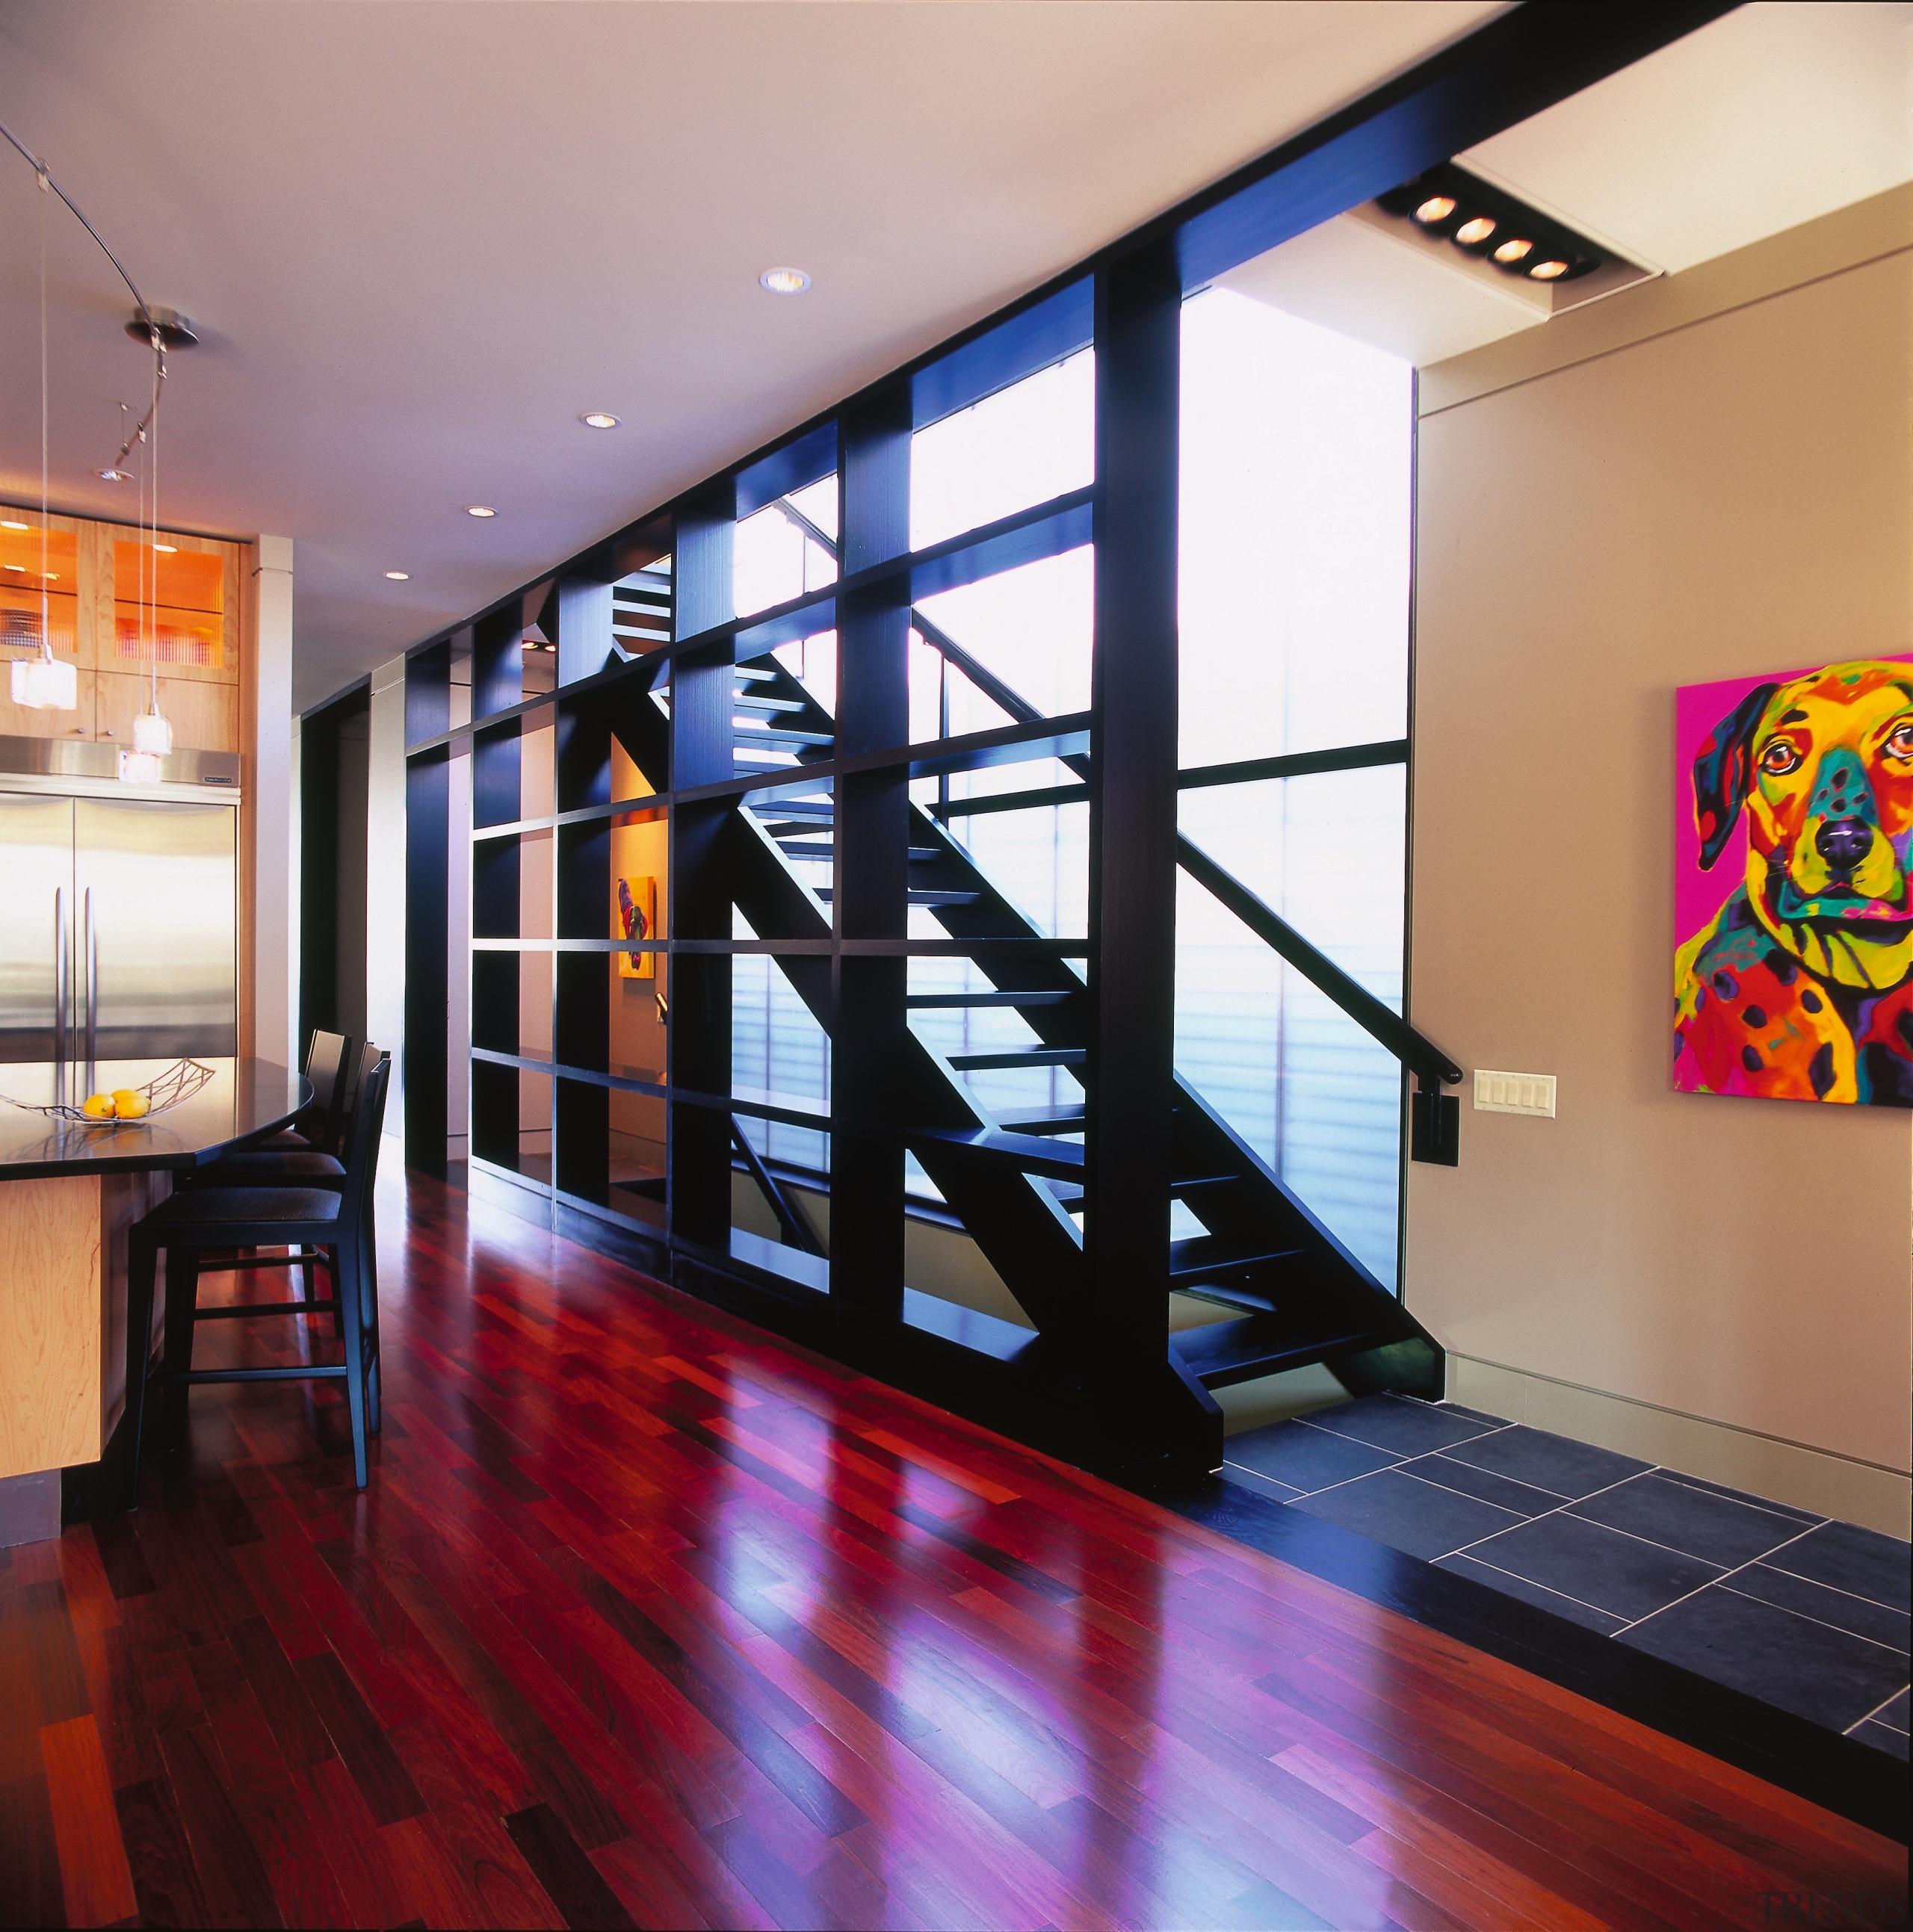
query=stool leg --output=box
[359,1216,380,1435]
[333,1243,370,1489]
[161,1245,199,1454]
[123,1234,158,1511]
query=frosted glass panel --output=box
[1175,767,1406,1288]
[914,546,1091,721]
[1180,289,1411,766]
[735,483,838,619]
[912,351,1093,552]
[732,944,829,1171]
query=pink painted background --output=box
[1675,656,1913,950]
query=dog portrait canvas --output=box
[1675,657,1913,1106]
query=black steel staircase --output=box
[606,541,1456,1412]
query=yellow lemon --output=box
[113,1089,150,1120]
[82,1092,116,1118]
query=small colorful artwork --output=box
[617,876,658,980]
[1675,657,1913,1105]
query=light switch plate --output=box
[1474,1069,1557,1117]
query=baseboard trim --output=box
[1447,1354,1912,1539]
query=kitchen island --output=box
[0,1056,307,1544]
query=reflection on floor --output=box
[1224,1394,1912,1759]
[10,1172,1904,1927]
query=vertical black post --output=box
[832,387,912,1323]
[404,648,451,1177]
[300,699,342,1048]
[554,694,611,1202]
[1087,241,1213,1472]
[667,489,734,1250]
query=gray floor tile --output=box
[1220,1463,1303,1505]
[1569,1473,1809,1567]
[1871,1688,1909,1730]
[1404,1452,1563,1517]
[1302,1394,1504,1458]
[1621,1585,1912,1732]
[1442,1424,1651,1499]
[1224,1419,1399,1494]
[1728,1566,1912,1650]
[1462,1511,1721,1620]
[1852,1720,1909,1761]
[1430,1402,1510,1428]
[1764,1520,1912,1614]
[1290,1468,1526,1562]
[1435,1552,1627,1635]
[1650,1470,1823,1526]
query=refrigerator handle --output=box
[54,885,68,1094]
[84,886,98,1075]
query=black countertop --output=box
[0,1059,309,1180]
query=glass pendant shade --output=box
[132,708,173,755]
[10,654,77,709]
[119,749,162,784]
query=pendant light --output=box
[129,315,173,773]
[10,165,77,713]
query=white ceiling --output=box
[1223,3,1913,374]
[0,0,1503,710]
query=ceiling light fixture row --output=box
[1374,164,1599,285]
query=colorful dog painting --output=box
[1675,657,1913,1105]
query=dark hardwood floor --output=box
[4,1170,1905,1930]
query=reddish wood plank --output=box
[5,1169,1895,1932]
[40,1713,138,1929]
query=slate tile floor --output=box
[1224,1393,1912,1759]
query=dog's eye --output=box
[1758,741,1802,775]
[1886,721,1913,759]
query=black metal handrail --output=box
[907,607,1462,1089]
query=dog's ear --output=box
[1693,681,1780,870]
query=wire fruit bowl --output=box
[0,1058,216,1124]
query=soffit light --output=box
[1376,165,1599,288]
[579,412,619,430]
[759,267,811,295]
[1,518,28,529]
[152,542,176,553]
[465,504,497,518]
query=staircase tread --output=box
[948,1047,1086,1070]
[1172,1314,1388,1388]
[906,991,1077,1009]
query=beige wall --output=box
[1407,192,1913,1500]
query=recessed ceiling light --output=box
[98,468,132,482]
[1,518,28,530]
[386,571,410,580]
[759,267,812,295]
[1528,259,1570,281]
[152,542,177,554]
[1412,196,1456,225]
[579,412,620,430]
[4,563,23,571]
[1493,238,1533,264]
[465,505,497,518]
[1454,217,1496,245]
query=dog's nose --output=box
[1815,818,1873,873]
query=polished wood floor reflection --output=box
[4,1172,1903,1930]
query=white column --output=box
[250,536,295,1068]
[366,654,409,1133]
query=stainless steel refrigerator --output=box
[0,740,240,1065]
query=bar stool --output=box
[123,1053,391,1502]
[179,1045,384,1320]
[244,1028,357,1154]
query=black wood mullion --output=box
[667,489,735,1249]
[402,649,451,1176]
[832,386,912,1323]
[1087,240,1217,1476]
